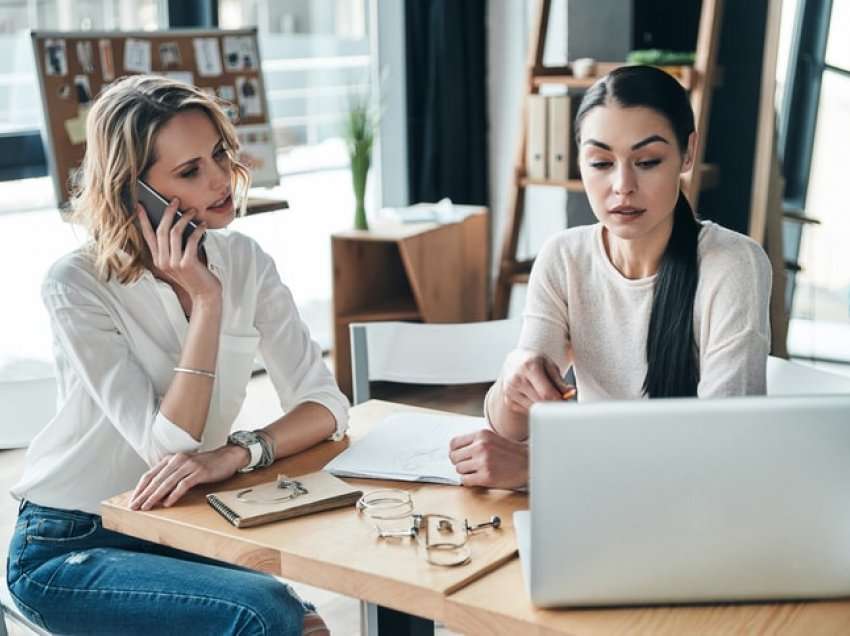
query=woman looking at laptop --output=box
[450,65,771,489]
[7,76,344,635]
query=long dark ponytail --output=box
[574,65,701,397]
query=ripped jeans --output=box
[6,501,315,635]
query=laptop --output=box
[515,395,850,607]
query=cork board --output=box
[31,27,279,207]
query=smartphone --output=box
[135,179,206,254]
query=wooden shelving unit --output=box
[331,208,488,398]
[492,0,723,319]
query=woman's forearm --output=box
[261,401,337,459]
[487,378,531,442]
[158,297,222,441]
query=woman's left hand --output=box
[449,428,529,489]
[129,445,248,510]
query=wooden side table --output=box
[331,207,488,398]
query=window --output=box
[219,0,371,175]
[779,0,850,364]
[0,0,161,207]
[0,0,160,133]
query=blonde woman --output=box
[7,75,344,635]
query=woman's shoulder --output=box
[697,221,771,286]
[43,247,98,291]
[698,221,768,263]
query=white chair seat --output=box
[2,578,52,636]
[0,356,56,449]
[767,355,850,396]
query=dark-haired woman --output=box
[449,65,771,488]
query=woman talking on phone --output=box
[7,75,344,635]
[450,65,772,489]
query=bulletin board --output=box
[31,28,281,208]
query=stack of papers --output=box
[325,413,487,485]
[378,198,481,225]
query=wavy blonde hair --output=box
[69,75,251,283]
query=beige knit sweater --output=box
[517,221,772,399]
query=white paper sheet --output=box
[124,38,152,74]
[325,413,487,485]
[193,37,223,77]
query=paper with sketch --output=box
[325,413,487,485]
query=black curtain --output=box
[405,0,488,206]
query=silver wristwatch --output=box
[227,430,264,473]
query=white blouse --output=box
[12,229,349,514]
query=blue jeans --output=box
[6,501,314,635]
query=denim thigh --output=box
[6,502,313,636]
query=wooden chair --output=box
[348,319,523,406]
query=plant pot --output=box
[351,149,371,231]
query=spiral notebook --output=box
[206,470,362,528]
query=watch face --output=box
[230,431,258,446]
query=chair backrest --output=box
[0,356,56,449]
[349,319,523,405]
[767,355,850,396]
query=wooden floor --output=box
[1,371,487,635]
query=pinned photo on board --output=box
[44,39,68,76]
[64,110,88,145]
[216,85,239,121]
[216,85,236,102]
[76,41,95,73]
[74,75,93,105]
[193,37,223,77]
[161,71,195,87]
[159,42,182,69]
[99,39,115,80]
[223,36,258,72]
[236,124,278,187]
[236,76,262,117]
[124,38,152,73]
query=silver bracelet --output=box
[173,366,216,379]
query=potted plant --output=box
[343,92,377,231]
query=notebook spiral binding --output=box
[206,494,240,525]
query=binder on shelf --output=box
[547,95,571,181]
[526,94,548,180]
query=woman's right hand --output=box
[500,348,574,414]
[137,198,221,302]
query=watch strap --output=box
[228,432,263,472]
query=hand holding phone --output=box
[135,179,206,254]
[133,181,220,302]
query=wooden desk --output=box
[101,400,524,625]
[244,196,289,215]
[445,558,850,635]
[101,400,850,635]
